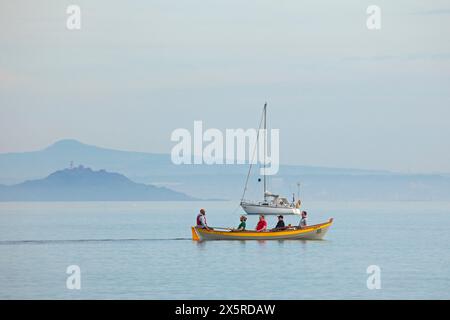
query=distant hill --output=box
[0,139,172,185]
[1,139,450,201]
[0,166,196,201]
[0,139,385,185]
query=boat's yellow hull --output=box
[192,218,333,241]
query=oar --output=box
[209,226,233,231]
[211,227,262,232]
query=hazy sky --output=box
[1,0,449,173]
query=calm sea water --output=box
[0,201,449,299]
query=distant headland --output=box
[1,139,450,201]
[0,165,196,201]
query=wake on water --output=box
[0,238,192,245]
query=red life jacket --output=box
[196,213,203,226]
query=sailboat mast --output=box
[240,102,266,203]
[263,102,267,201]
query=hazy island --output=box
[0,166,196,201]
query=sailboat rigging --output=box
[240,103,302,215]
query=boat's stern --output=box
[191,226,200,241]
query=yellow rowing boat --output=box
[191,218,333,241]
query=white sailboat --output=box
[240,103,302,215]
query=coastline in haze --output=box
[0,139,449,201]
[0,166,196,201]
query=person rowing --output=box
[236,215,247,231]
[272,215,286,231]
[298,211,308,229]
[196,208,211,230]
[256,215,267,232]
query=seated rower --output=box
[272,215,286,231]
[196,208,211,230]
[235,215,247,231]
[298,211,308,229]
[255,215,267,232]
